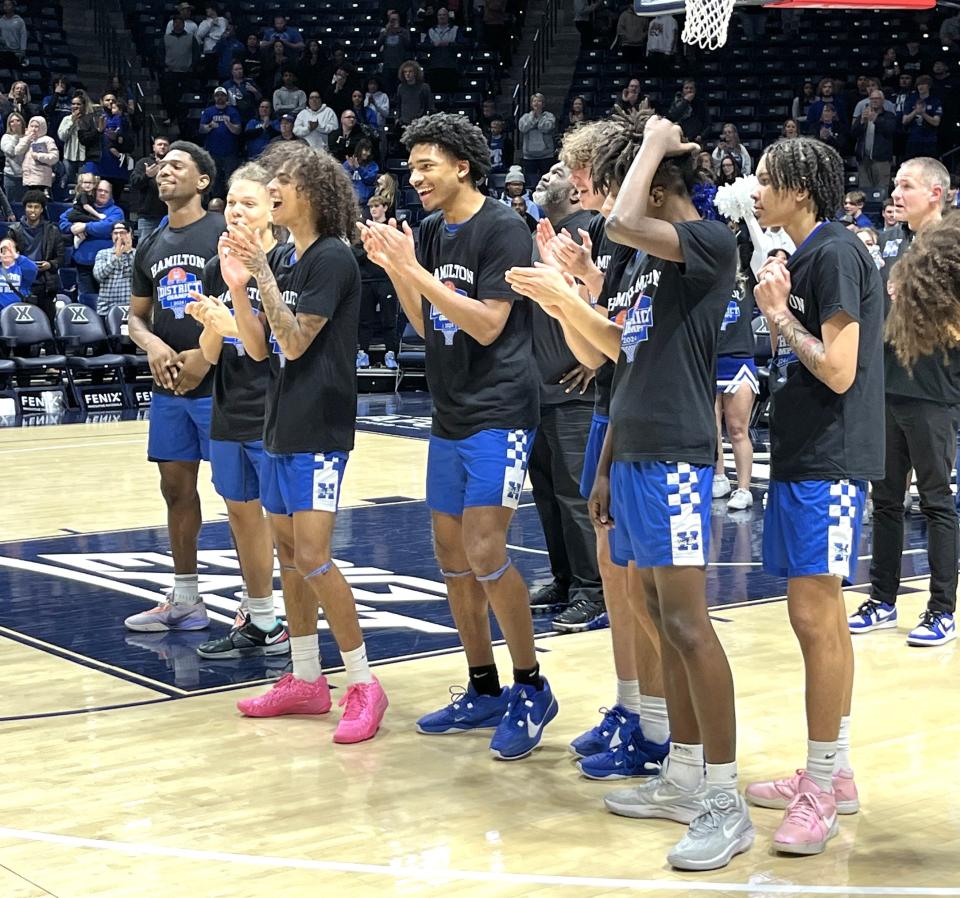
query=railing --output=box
[512,0,562,144]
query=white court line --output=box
[0,827,957,896]
[507,543,549,555]
[0,438,144,454]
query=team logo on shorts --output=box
[675,529,701,553]
[721,298,741,331]
[158,266,199,320]
[620,294,653,363]
[431,286,464,346]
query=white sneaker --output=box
[713,474,732,499]
[727,488,753,510]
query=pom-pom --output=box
[714,175,759,223]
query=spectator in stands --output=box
[320,45,353,87]
[510,193,537,232]
[93,220,136,316]
[567,95,587,128]
[162,17,200,128]
[645,14,678,75]
[240,33,264,85]
[7,190,61,320]
[323,66,355,118]
[482,0,510,65]
[375,172,397,216]
[424,7,461,93]
[1,112,25,200]
[343,138,379,205]
[366,192,388,223]
[214,20,243,81]
[58,177,122,294]
[667,79,710,145]
[0,235,36,309]
[486,114,512,174]
[880,196,899,235]
[615,2,648,65]
[262,41,295,93]
[781,118,799,139]
[272,70,306,118]
[518,92,556,184]
[271,113,304,145]
[42,76,72,139]
[222,62,261,120]
[854,226,884,270]
[851,78,895,118]
[260,13,304,60]
[299,39,325,94]
[0,0,26,73]
[95,94,131,201]
[711,122,751,175]
[293,90,337,150]
[329,109,368,162]
[617,78,643,112]
[941,10,960,55]
[500,164,540,220]
[350,89,379,133]
[806,77,845,129]
[165,2,198,35]
[365,77,390,129]
[902,75,942,160]
[199,87,242,198]
[129,135,169,243]
[853,89,896,191]
[842,190,872,227]
[880,47,900,91]
[738,3,766,42]
[244,99,278,158]
[395,60,435,126]
[379,12,413,94]
[791,80,816,127]
[57,92,100,189]
[479,96,497,133]
[900,36,928,78]
[7,81,37,121]
[18,116,58,194]
[696,150,715,178]
[716,153,741,187]
[196,4,227,78]
[931,59,954,94]
[354,226,400,370]
[814,103,846,152]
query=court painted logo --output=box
[158,266,199,320]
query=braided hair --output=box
[760,137,844,221]
[590,106,697,198]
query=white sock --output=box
[616,678,642,713]
[806,739,837,792]
[705,761,738,795]
[172,573,200,605]
[664,742,704,791]
[237,587,249,615]
[290,634,322,683]
[341,643,373,685]
[247,594,278,632]
[836,716,852,773]
[640,694,670,744]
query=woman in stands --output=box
[717,154,742,187]
[781,119,799,140]
[1,112,26,202]
[568,95,588,128]
[96,93,131,205]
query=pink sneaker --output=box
[237,674,332,718]
[333,677,388,744]
[746,768,859,814]
[772,774,839,856]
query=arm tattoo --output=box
[773,309,825,373]
[254,255,324,359]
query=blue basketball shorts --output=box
[762,478,867,583]
[260,450,349,516]
[210,439,264,503]
[608,460,714,568]
[716,355,759,395]
[426,428,536,516]
[579,413,609,500]
[147,393,212,463]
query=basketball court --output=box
[1,390,957,898]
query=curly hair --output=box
[258,140,358,239]
[759,137,844,221]
[401,112,491,183]
[886,212,960,370]
[167,140,217,195]
[591,106,697,197]
[559,119,618,172]
[228,162,269,190]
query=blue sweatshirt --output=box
[59,200,124,266]
[0,254,38,308]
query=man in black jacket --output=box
[129,135,170,244]
[667,79,711,145]
[852,90,896,192]
[8,189,64,320]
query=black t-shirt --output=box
[416,196,539,439]
[610,219,737,466]
[263,238,361,455]
[879,227,960,404]
[770,222,885,481]
[202,250,284,443]
[531,208,595,406]
[131,212,226,399]
[717,282,755,357]
[591,215,636,418]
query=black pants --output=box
[75,263,97,297]
[870,397,960,614]
[357,280,398,354]
[528,401,601,602]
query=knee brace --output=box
[476,558,512,583]
[303,561,333,580]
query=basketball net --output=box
[681,0,738,49]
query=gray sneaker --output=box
[604,771,707,823]
[124,601,210,632]
[667,787,755,871]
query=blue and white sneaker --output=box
[848,598,897,634]
[569,705,638,758]
[906,610,957,647]
[578,726,669,780]
[356,349,370,369]
[384,350,399,370]
[416,684,509,734]
[489,678,558,761]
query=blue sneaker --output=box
[578,726,669,780]
[848,598,897,634]
[569,705,638,758]
[356,349,370,369]
[384,350,399,370]
[489,678,558,761]
[416,684,509,734]
[906,610,957,647]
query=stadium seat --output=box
[55,304,130,408]
[104,304,150,379]
[0,302,71,411]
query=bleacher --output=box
[1,1,78,99]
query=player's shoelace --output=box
[688,806,724,836]
[916,609,946,630]
[853,598,885,619]
[590,706,624,737]
[784,792,826,827]
[339,683,371,720]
